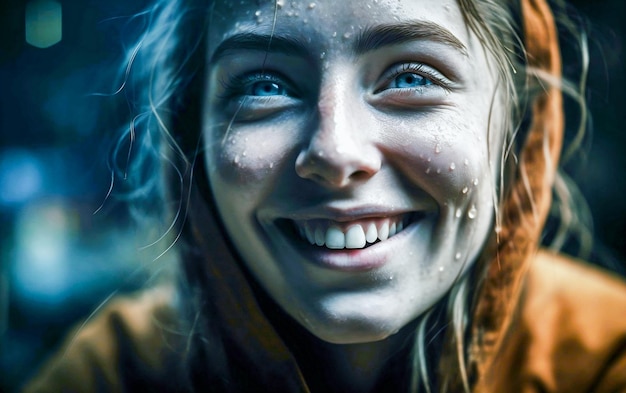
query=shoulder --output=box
[518,250,626,392]
[23,286,186,393]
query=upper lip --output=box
[262,203,428,223]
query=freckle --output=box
[449,162,455,171]
[462,186,469,194]
[435,144,441,154]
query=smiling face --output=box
[203,0,505,343]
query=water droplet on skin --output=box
[473,178,479,186]
[269,162,274,169]
[435,144,442,154]
[436,168,441,174]
[439,266,445,272]
[455,252,462,260]
[389,275,394,280]
[455,209,462,218]
[464,159,469,166]
[495,225,502,234]
[320,51,326,59]
[425,167,431,174]
[242,151,247,157]
[445,4,451,11]
[332,31,337,37]
[308,2,316,9]
[234,155,240,164]
[449,162,455,171]
[468,205,477,219]
[303,18,308,23]
[317,151,324,157]
[276,0,285,8]
[254,10,261,16]
[462,187,469,194]
[427,157,432,163]
[343,32,352,39]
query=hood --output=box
[180,0,563,391]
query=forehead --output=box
[207,0,472,57]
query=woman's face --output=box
[203,0,503,343]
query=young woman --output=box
[26,0,626,392]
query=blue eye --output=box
[393,72,432,88]
[249,80,287,96]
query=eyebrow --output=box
[355,20,468,57]
[210,20,468,64]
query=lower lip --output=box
[281,220,421,272]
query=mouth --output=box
[279,212,425,250]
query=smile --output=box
[291,213,419,250]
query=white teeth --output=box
[294,215,411,249]
[365,223,378,244]
[389,222,397,237]
[314,227,325,246]
[305,225,315,245]
[378,222,389,241]
[345,225,366,249]
[325,227,345,249]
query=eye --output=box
[392,73,433,89]
[375,62,450,94]
[249,80,288,96]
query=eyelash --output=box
[379,62,451,92]
[219,71,296,99]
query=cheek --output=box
[205,122,297,192]
[385,113,495,204]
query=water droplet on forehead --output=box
[435,144,441,154]
[449,162,455,171]
[468,205,477,219]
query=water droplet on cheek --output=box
[468,205,477,219]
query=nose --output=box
[295,89,381,188]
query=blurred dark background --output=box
[0,0,624,391]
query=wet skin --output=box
[203,0,504,348]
